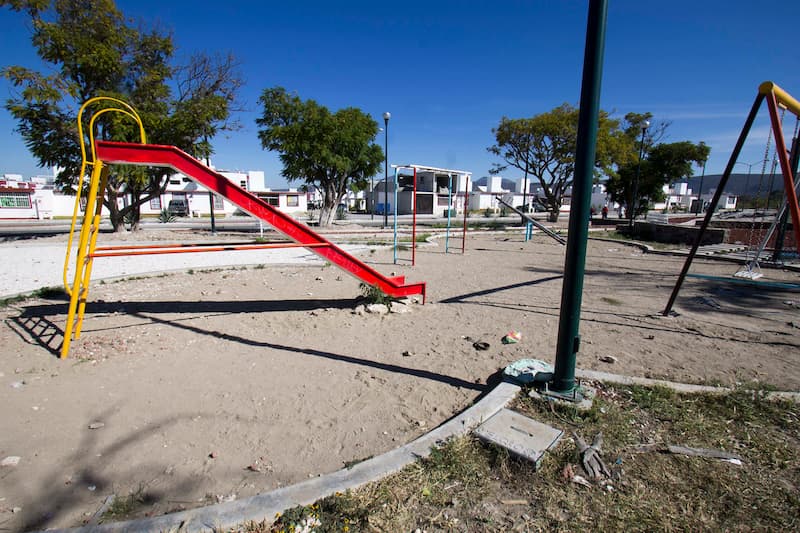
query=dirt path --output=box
[1,230,798,530]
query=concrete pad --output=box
[474,408,563,470]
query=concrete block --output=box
[474,408,563,469]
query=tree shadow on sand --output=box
[12,407,207,531]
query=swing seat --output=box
[733,262,763,280]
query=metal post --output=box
[522,165,529,224]
[393,167,399,264]
[383,112,390,229]
[695,160,706,214]
[548,0,608,396]
[446,173,453,252]
[412,166,417,266]
[462,176,469,254]
[630,123,648,226]
[765,91,800,252]
[663,93,765,316]
[204,137,216,234]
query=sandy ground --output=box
[1,228,799,531]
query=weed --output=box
[487,220,505,231]
[358,283,395,308]
[103,486,156,521]
[601,296,623,306]
[0,286,67,308]
[187,269,195,275]
[158,209,176,223]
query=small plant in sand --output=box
[158,208,176,223]
[358,283,396,309]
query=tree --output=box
[604,112,709,218]
[488,103,627,222]
[2,0,241,231]
[256,87,384,227]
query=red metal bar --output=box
[90,242,329,258]
[94,141,426,299]
[95,240,292,252]
[766,92,800,253]
[412,166,417,267]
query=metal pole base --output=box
[531,381,596,411]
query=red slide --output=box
[95,141,426,301]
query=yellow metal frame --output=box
[759,81,800,116]
[61,97,146,358]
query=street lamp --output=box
[694,158,707,215]
[383,112,391,229]
[630,120,649,226]
[371,127,384,221]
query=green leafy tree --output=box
[2,0,241,231]
[605,113,709,219]
[488,103,627,222]
[256,87,384,227]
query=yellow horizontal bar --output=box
[759,81,800,116]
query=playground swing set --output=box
[663,81,800,315]
[60,97,427,359]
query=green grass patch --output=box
[247,383,800,532]
[102,486,157,521]
[0,286,67,308]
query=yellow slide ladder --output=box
[61,98,146,358]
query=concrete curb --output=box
[576,368,800,402]
[43,381,521,533]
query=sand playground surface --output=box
[1,228,799,530]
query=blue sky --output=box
[1,0,799,186]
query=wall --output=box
[710,220,797,250]
[626,221,726,245]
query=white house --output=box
[372,165,472,216]
[0,167,312,220]
[0,174,57,219]
[652,182,737,212]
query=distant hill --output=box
[684,173,786,196]
[473,176,518,191]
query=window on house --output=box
[286,195,299,207]
[240,180,247,189]
[150,197,162,210]
[266,196,279,206]
[213,195,224,210]
[80,196,87,212]
[0,192,32,208]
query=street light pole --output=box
[695,159,707,215]
[204,134,216,234]
[383,112,391,229]
[630,120,649,227]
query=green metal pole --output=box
[549,0,608,395]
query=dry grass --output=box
[237,381,799,532]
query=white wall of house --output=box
[0,167,313,220]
